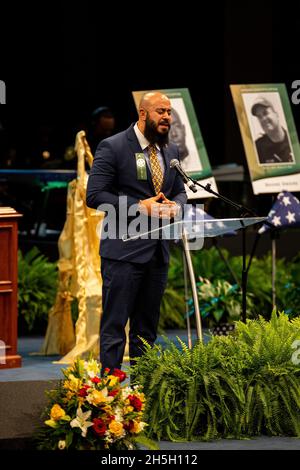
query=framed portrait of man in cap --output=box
[132,88,218,199]
[231,84,300,195]
[245,93,294,166]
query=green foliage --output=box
[18,247,57,332]
[160,246,300,330]
[196,277,254,327]
[192,246,232,282]
[277,282,300,318]
[131,312,300,441]
[230,252,291,319]
[159,248,186,330]
[275,253,300,317]
[160,287,186,330]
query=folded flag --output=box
[258,191,300,234]
[183,206,237,237]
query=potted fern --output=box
[196,277,253,334]
[18,247,58,334]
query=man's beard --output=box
[144,115,169,147]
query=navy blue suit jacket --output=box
[86,124,187,263]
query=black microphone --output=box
[170,159,197,193]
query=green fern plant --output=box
[18,247,57,332]
[132,311,300,441]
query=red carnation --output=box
[91,376,101,384]
[104,414,115,423]
[128,394,143,411]
[108,389,119,397]
[93,418,107,436]
[78,385,90,397]
[104,368,110,374]
[123,420,134,431]
[112,368,127,382]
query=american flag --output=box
[184,206,237,237]
[259,191,300,234]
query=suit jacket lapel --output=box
[126,125,174,195]
[126,125,156,194]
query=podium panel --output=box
[0,208,22,368]
[123,214,266,340]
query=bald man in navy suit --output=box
[87,92,187,373]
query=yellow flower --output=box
[86,388,113,406]
[84,359,100,378]
[109,420,124,437]
[64,366,74,376]
[75,358,85,370]
[102,405,113,414]
[65,391,75,401]
[45,419,57,428]
[130,420,146,434]
[106,375,119,387]
[124,406,134,414]
[63,374,82,392]
[50,404,66,421]
[77,397,85,406]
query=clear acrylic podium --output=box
[178,216,266,343]
[123,216,266,343]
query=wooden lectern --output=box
[0,207,22,368]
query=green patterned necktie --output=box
[148,144,163,194]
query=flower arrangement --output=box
[37,358,151,450]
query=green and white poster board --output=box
[231,83,300,194]
[132,88,217,199]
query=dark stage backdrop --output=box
[1,1,300,217]
[1,1,300,164]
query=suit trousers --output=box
[100,244,169,372]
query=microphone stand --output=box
[190,179,257,217]
[187,177,271,323]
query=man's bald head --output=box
[139,92,171,113]
[137,91,172,146]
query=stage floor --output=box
[0,336,62,382]
[0,330,203,382]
